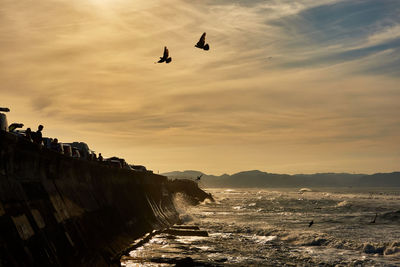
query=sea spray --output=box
[123,188,400,266]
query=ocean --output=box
[121,188,400,266]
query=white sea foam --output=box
[200,198,215,205]
[217,212,231,215]
[384,242,400,256]
[336,200,350,207]
[253,235,277,244]
[299,188,312,194]
[123,188,400,267]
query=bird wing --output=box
[163,46,169,58]
[196,32,206,47]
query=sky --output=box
[1,0,399,175]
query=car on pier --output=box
[106,157,132,170]
[0,108,10,132]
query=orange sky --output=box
[1,0,400,175]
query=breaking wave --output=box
[128,188,400,266]
[381,210,400,221]
[336,200,350,207]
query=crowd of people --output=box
[3,122,139,170]
[24,125,43,145]
[22,124,104,162]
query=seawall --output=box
[0,131,180,266]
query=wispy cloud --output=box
[1,0,399,174]
[265,0,400,73]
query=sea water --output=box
[121,188,400,266]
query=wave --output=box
[381,210,400,221]
[192,188,400,262]
[299,188,312,194]
[383,241,400,256]
[336,200,350,207]
[199,198,217,205]
[363,241,400,256]
[252,234,277,244]
[252,228,400,257]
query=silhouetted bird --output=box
[370,213,378,223]
[196,174,203,181]
[308,220,314,227]
[157,46,172,63]
[195,32,209,51]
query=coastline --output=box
[0,130,210,266]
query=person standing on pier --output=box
[25,128,33,142]
[33,125,44,145]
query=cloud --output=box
[264,0,400,73]
[0,0,399,174]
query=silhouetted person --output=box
[370,213,378,223]
[196,174,203,181]
[25,128,33,142]
[33,125,44,145]
[308,220,314,227]
[195,32,209,51]
[98,153,103,161]
[157,46,172,63]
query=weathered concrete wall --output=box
[0,131,179,266]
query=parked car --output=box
[106,157,131,170]
[72,148,81,158]
[131,165,147,172]
[8,123,24,132]
[67,142,90,159]
[43,137,52,149]
[57,142,64,154]
[108,160,122,168]
[9,129,25,138]
[62,144,72,157]
[0,113,9,132]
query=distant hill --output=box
[162,170,400,188]
[356,172,400,187]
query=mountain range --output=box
[162,170,400,188]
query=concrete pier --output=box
[0,131,183,266]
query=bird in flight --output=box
[157,46,172,63]
[195,32,210,51]
[196,174,203,181]
[308,220,314,227]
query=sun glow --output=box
[86,0,157,10]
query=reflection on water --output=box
[122,188,400,266]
